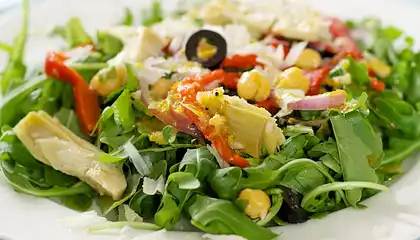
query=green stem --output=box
[381,140,420,166]
[88,221,162,232]
[301,181,388,210]
[0,42,13,54]
[1,0,29,94]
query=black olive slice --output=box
[277,186,309,224]
[185,30,227,69]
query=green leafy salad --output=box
[1,0,420,239]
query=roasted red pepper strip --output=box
[326,17,362,59]
[305,67,331,96]
[221,54,263,69]
[256,94,279,114]
[174,71,250,167]
[44,51,100,133]
[370,78,386,93]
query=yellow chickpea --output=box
[295,48,322,70]
[239,188,271,219]
[237,70,271,102]
[90,63,127,97]
[277,67,310,93]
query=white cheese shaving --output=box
[283,41,308,68]
[142,176,165,195]
[273,88,306,118]
[59,211,107,231]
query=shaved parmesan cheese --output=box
[273,88,306,118]
[59,211,107,231]
[142,176,165,195]
[283,41,308,68]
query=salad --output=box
[1,0,420,239]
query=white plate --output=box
[1,0,420,240]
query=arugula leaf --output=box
[381,137,420,167]
[99,174,141,215]
[0,41,13,53]
[330,113,378,206]
[153,194,181,229]
[405,53,420,105]
[344,111,383,167]
[1,0,29,94]
[96,31,123,57]
[43,165,79,187]
[61,194,93,211]
[280,163,326,195]
[347,57,370,85]
[51,17,91,48]
[187,195,277,240]
[155,148,217,229]
[129,190,160,220]
[208,167,242,199]
[371,95,420,139]
[162,126,177,144]
[256,188,283,226]
[1,160,92,197]
[1,75,49,126]
[113,89,135,130]
[141,0,163,26]
[120,8,134,26]
[54,108,88,139]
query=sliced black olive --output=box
[185,30,227,69]
[222,86,238,96]
[277,186,309,224]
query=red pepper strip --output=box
[175,71,250,168]
[256,94,279,114]
[305,67,331,96]
[182,102,250,168]
[370,78,386,93]
[221,72,241,89]
[44,51,100,133]
[325,17,362,59]
[221,54,263,69]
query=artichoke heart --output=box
[13,111,127,200]
[224,96,285,158]
[197,90,285,158]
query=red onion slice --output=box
[288,91,347,110]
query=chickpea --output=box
[238,188,271,219]
[150,78,175,100]
[295,48,322,70]
[277,67,310,93]
[90,63,127,97]
[237,70,271,102]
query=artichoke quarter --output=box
[13,111,127,200]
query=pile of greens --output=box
[1,1,420,240]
